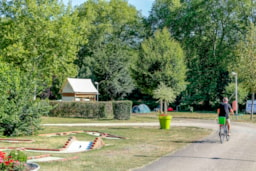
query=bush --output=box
[48,100,132,120]
[49,101,113,119]
[8,150,27,162]
[112,101,132,120]
[0,63,52,136]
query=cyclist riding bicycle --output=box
[217,97,234,136]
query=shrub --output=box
[48,100,132,120]
[112,101,132,120]
[8,150,27,162]
[49,101,113,119]
[0,63,52,136]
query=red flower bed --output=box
[0,151,26,171]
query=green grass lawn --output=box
[2,111,256,171]
[41,111,218,124]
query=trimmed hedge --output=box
[48,100,132,120]
[112,101,132,120]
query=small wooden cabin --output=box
[61,78,98,101]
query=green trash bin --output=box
[159,115,172,129]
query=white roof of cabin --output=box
[62,78,98,94]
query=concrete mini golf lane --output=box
[133,119,256,171]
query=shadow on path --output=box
[165,155,256,163]
[170,139,218,144]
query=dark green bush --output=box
[49,100,132,120]
[0,63,52,136]
[112,101,132,120]
[49,101,113,119]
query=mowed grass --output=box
[13,126,209,171]
[40,111,217,124]
[41,111,256,124]
[2,112,255,171]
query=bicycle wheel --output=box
[225,125,230,141]
[220,133,225,143]
[226,134,230,141]
[219,126,225,144]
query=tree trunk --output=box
[251,93,254,120]
[160,100,163,113]
[164,100,167,114]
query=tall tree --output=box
[75,0,144,100]
[132,28,187,97]
[235,24,256,119]
[91,38,135,100]
[75,0,144,76]
[147,0,256,109]
[0,0,80,92]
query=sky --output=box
[62,0,154,17]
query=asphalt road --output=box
[133,119,256,171]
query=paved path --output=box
[133,119,256,171]
[43,119,256,171]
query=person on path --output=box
[217,97,234,135]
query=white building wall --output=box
[62,83,73,93]
[62,96,75,101]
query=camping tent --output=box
[132,104,151,113]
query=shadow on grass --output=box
[109,127,131,130]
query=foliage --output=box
[112,101,132,120]
[153,82,176,113]
[224,82,248,105]
[153,82,176,103]
[235,24,256,118]
[75,0,144,100]
[49,100,132,120]
[0,0,255,111]
[235,24,256,93]
[49,101,114,119]
[8,150,27,163]
[89,38,135,100]
[0,0,80,96]
[147,0,256,108]
[132,28,187,96]
[0,62,52,136]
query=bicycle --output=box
[218,117,230,144]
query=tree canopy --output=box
[0,0,79,87]
[235,24,256,118]
[132,28,187,96]
[75,0,144,100]
[0,0,256,111]
[147,0,256,108]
